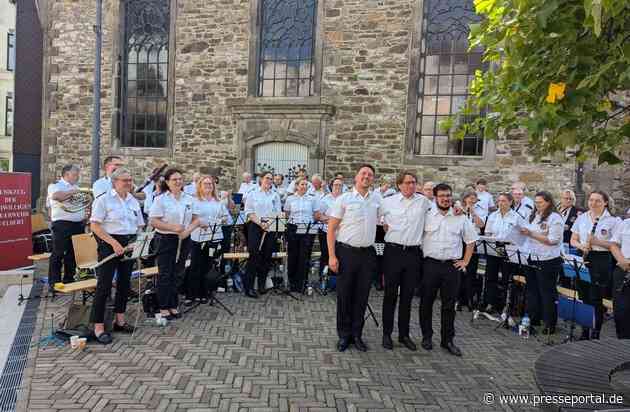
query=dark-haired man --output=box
[420,183,478,357]
[327,164,381,352]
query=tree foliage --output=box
[455,0,630,164]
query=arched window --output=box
[414,0,484,156]
[257,0,317,97]
[119,0,171,147]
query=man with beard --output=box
[327,164,382,352]
[420,183,478,357]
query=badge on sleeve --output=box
[601,228,608,237]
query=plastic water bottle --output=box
[519,314,530,338]
[307,285,313,296]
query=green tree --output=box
[454,0,630,164]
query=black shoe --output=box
[456,302,462,312]
[398,336,417,351]
[200,298,209,304]
[591,330,600,340]
[579,328,590,340]
[354,337,368,352]
[113,322,135,334]
[170,312,182,319]
[421,338,433,351]
[541,326,556,335]
[184,299,194,306]
[441,341,462,357]
[382,335,393,350]
[258,288,269,295]
[245,289,259,298]
[94,331,113,345]
[337,337,351,352]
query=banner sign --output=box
[0,173,32,270]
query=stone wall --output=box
[39,0,627,212]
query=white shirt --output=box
[183,183,196,195]
[485,209,522,242]
[272,186,288,204]
[92,176,112,199]
[611,219,630,259]
[513,196,535,219]
[191,197,228,243]
[476,191,495,214]
[320,193,341,233]
[309,187,328,201]
[148,191,194,234]
[284,193,320,224]
[142,182,157,213]
[238,182,258,198]
[90,189,144,235]
[48,178,86,222]
[382,193,432,246]
[244,187,282,220]
[422,208,479,260]
[571,210,621,252]
[522,212,563,260]
[328,188,382,248]
[375,188,397,201]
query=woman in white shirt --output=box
[610,218,630,339]
[89,168,144,344]
[149,168,200,320]
[458,191,486,311]
[569,191,620,339]
[319,177,344,278]
[185,175,229,305]
[482,193,521,313]
[284,177,322,293]
[520,191,564,335]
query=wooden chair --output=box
[71,233,99,272]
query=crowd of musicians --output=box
[46,156,630,350]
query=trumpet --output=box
[60,188,94,213]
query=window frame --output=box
[113,0,176,152]
[5,93,13,137]
[247,0,324,100]
[404,0,495,165]
[7,31,15,72]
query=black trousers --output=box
[245,224,276,291]
[578,251,612,332]
[420,258,460,344]
[458,252,479,307]
[187,241,220,299]
[286,224,315,291]
[156,234,190,310]
[613,267,630,339]
[50,220,84,284]
[92,234,134,323]
[526,258,561,328]
[484,255,515,309]
[374,226,386,287]
[382,244,422,338]
[318,230,329,276]
[336,243,376,339]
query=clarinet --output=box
[584,214,600,262]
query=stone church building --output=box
[38,0,629,209]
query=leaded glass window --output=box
[258,0,317,97]
[120,0,170,147]
[415,0,484,156]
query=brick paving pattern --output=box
[15,289,617,412]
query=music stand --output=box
[199,223,234,316]
[262,216,302,302]
[472,237,507,324]
[560,254,593,343]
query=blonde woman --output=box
[186,175,229,305]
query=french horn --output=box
[60,188,93,213]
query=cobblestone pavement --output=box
[14,288,617,412]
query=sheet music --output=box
[295,222,323,235]
[197,224,223,243]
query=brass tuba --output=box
[60,188,94,214]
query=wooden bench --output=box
[28,253,51,262]
[512,274,613,310]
